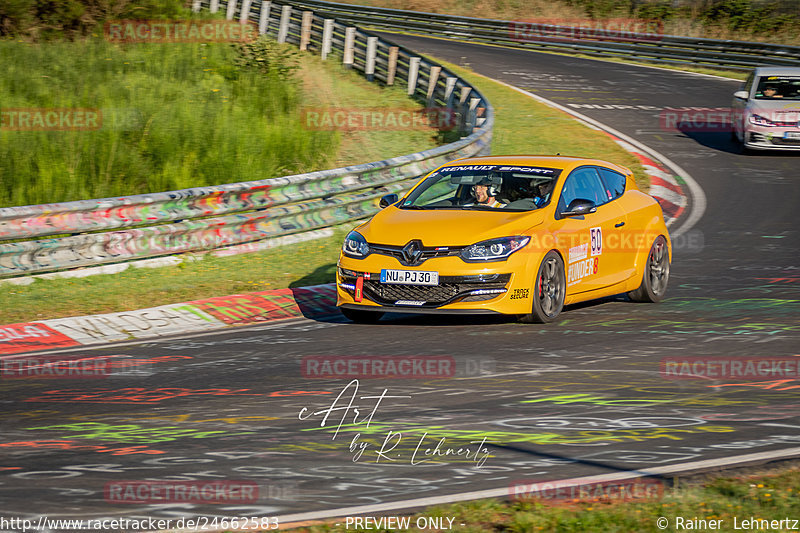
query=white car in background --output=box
[732,66,800,152]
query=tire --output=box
[519,250,566,323]
[628,235,670,303]
[736,131,752,155]
[340,307,384,323]
[738,141,752,155]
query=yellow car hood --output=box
[359,206,546,247]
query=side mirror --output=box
[379,193,399,208]
[733,90,749,100]
[561,199,597,217]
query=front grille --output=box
[750,132,800,146]
[339,269,511,307]
[370,244,464,266]
[770,137,800,146]
[366,281,459,303]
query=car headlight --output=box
[461,236,530,262]
[749,114,776,127]
[342,231,370,258]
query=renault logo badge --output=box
[402,240,423,264]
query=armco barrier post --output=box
[258,1,271,34]
[300,11,313,51]
[427,65,441,106]
[459,86,472,133]
[210,0,219,13]
[468,97,480,132]
[321,19,333,59]
[408,57,421,96]
[445,76,457,108]
[387,46,398,85]
[277,5,291,43]
[343,27,355,68]
[239,0,252,24]
[365,37,378,81]
[192,0,201,13]
[476,103,487,128]
[226,0,237,20]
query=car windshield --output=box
[755,76,800,100]
[401,164,562,211]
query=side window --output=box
[743,72,755,96]
[558,167,607,212]
[598,168,626,201]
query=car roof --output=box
[752,67,800,77]
[443,155,631,175]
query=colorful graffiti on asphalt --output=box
[22,388,331,404]
[191,286,339,325]
[25,422,254,443]
[0,440,165,455]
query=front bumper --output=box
[339,268,511,307]
[336,252,538,315]
[339,303,502,315]
[744,127,800,150]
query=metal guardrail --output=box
[0,0,493,278]
[286,0,800,72]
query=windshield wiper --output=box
[460,205,502,211]
[401,205,460,209]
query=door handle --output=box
[615,221,625,228]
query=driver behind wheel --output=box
[534,180,555,207]
[466,176,505,207]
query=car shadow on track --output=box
[321,293,633,326]
[673,129,740,154]
[491,443,674,488]
[678,130,800,157]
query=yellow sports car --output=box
[336,155,671,323]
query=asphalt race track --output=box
[1,35,799,528]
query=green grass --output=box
[0,37,338,207]
[284,466,800,532]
